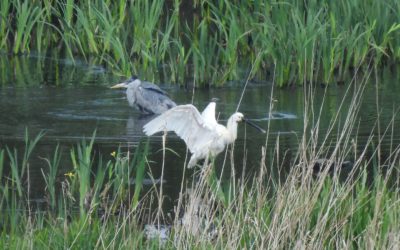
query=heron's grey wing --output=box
[136,86,177,114]
[143,105,218,153]
[140,81,168,95]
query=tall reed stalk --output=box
[0,149,4,182]
[70,132,95,216]
[40,144,61,209]
[5,130,44,197]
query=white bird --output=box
[200,98,218,127]
[143,102,266,168]
[111,76,176,114]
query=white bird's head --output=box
[229,112,266,133]
[231,112,245,123]
[223,112,242,142]
[110,75,141,89]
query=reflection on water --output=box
[126,114,158,138]
[0,55,399,208]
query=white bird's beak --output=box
[243,118,266,133]
[110,83,128,89]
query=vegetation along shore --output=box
[1,0,399,87]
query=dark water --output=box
[0,55,399,209]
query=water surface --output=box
[0,55,399,209]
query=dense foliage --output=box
[1,0,399,86]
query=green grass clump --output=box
[1,138,399,249]
[1,0,399,87]
[0,131,151,248]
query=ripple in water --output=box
[252,112,298,121]
[47,111,127,121]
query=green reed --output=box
[0,0,11,49]
[1,0,399,87]
[4,130,43,197]
[131,141,149,208]
[12,0,44,54]
[0,149,3,182]
[0,136,155,248]
[70,132,96,216]
[40,144,61,209]
[107,148,134,207]
[0,0,400,86]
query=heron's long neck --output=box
[226,117,239,142]
[126,86,137,106]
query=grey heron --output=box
[111,76,176,114]
[143,102,266,168]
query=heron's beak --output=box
[110,83,127,89]
[243,118,266,133]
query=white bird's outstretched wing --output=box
[201,102,217,127]
[143,105,218,153]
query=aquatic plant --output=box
[0,149,3,182]
[5,130,44,197]
[12,0,45,54]
[40,144,61,209]
[1,0,399,87]
[0,0,11,49]
[70,132,96,216]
